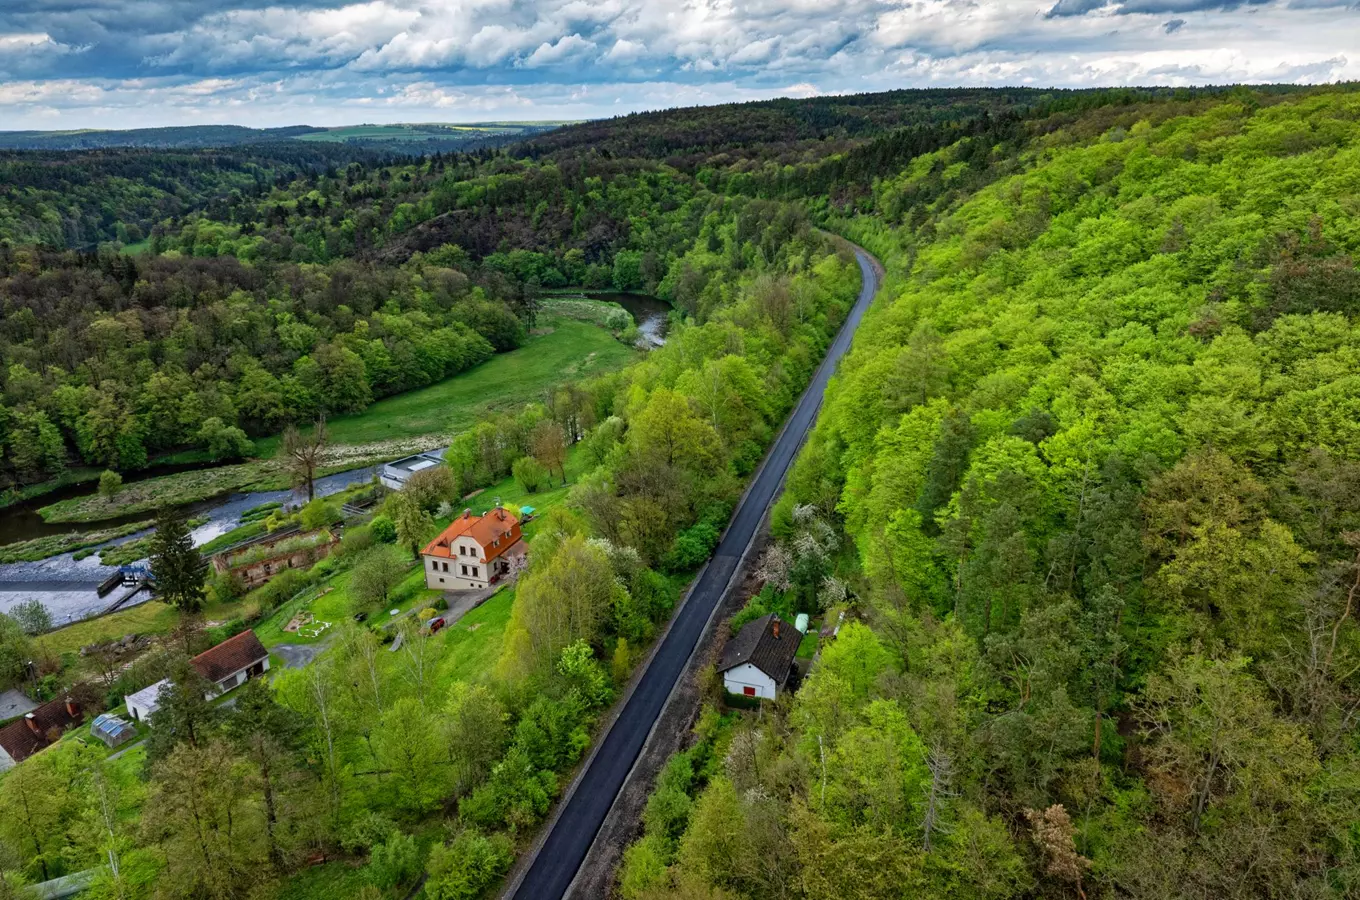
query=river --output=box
[585,292,672,348]
[0,464,381,627]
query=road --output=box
[508,244,881,900]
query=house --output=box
[192,630,271,696]
[381,452,446,491]
[91,713,136,749]
[126,631,270,724]
[210,527,339,590]
[718,614,801,701]
[0,695,84,770]
[421,505,526,591]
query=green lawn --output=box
[432,587,514,686]
[255,317,635,455]
[35,602,180,657]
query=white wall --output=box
[424,554,488,591]
[723,663,779,700]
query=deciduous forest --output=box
[1,83,1358,900]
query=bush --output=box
[663,521,720,573]
[252,568,312,614]
[299,498,341,530]
[642,752,694,839]
[618,831,672,900]
[369,515,397,544]
[459,748,555,830]
[340,810,397,854]
[511,456,549,494]
[98,470,123,498]
[424,831,513,900]
[367,832,421,889]
[206,570,245,606]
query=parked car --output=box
[353,612,368,623]
[427,617,446,635]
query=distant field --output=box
[254,316,636,455]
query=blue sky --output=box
[0,0,1355,129]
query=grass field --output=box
[33,602,178,657]
[254,318,635,456]
[38,318,634,524]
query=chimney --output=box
[463,508,472,519]
[65,698,78,718]
[772,620,780,639]
[24,713,39,735]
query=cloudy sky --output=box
[0,0,1356,129]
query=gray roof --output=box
[384,452,445,475]
[718,613,800,684]
[125,679,169,711]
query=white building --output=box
[125,630,270,724]
[380,452,446,491]
[718,613,801,700]
[421,506,526,591]
[125,679,169,723]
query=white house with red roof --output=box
[421,505,526,591]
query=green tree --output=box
[147,507,205,613]
[0,613,31,688]
[388,491,434,560]
[349,545,405,612]
[98,469,123,498]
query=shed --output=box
[718,613,800,701]
[125,679,169,724]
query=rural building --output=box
[90,713,136,749]
[718,614,801,700]
[0,695,85,770]
[125,631,270,723]
[422,505,526,591]
[124,680,168,724]
[381,452,446,490]
[210,527,339,590]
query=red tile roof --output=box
[191,631,268,684]
[0,696,83,763]
[422,508,523,563]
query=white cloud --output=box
[2,0,1360,128]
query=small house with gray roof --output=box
[718,613,801,700]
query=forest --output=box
[616,88,1360,900]
[1,82,1359,900]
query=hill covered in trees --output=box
[618,88,1360,900]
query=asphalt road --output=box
[509,244,881,900]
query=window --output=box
[461,565,468,576]
[743,686,756,697]
[459,545,465,556]
[439,577,445,584]
[442,562,449,572]
[472,566,479,578]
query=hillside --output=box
[620,88,1360,900]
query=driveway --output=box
[506,244,882,900]
[272,641,332,669]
